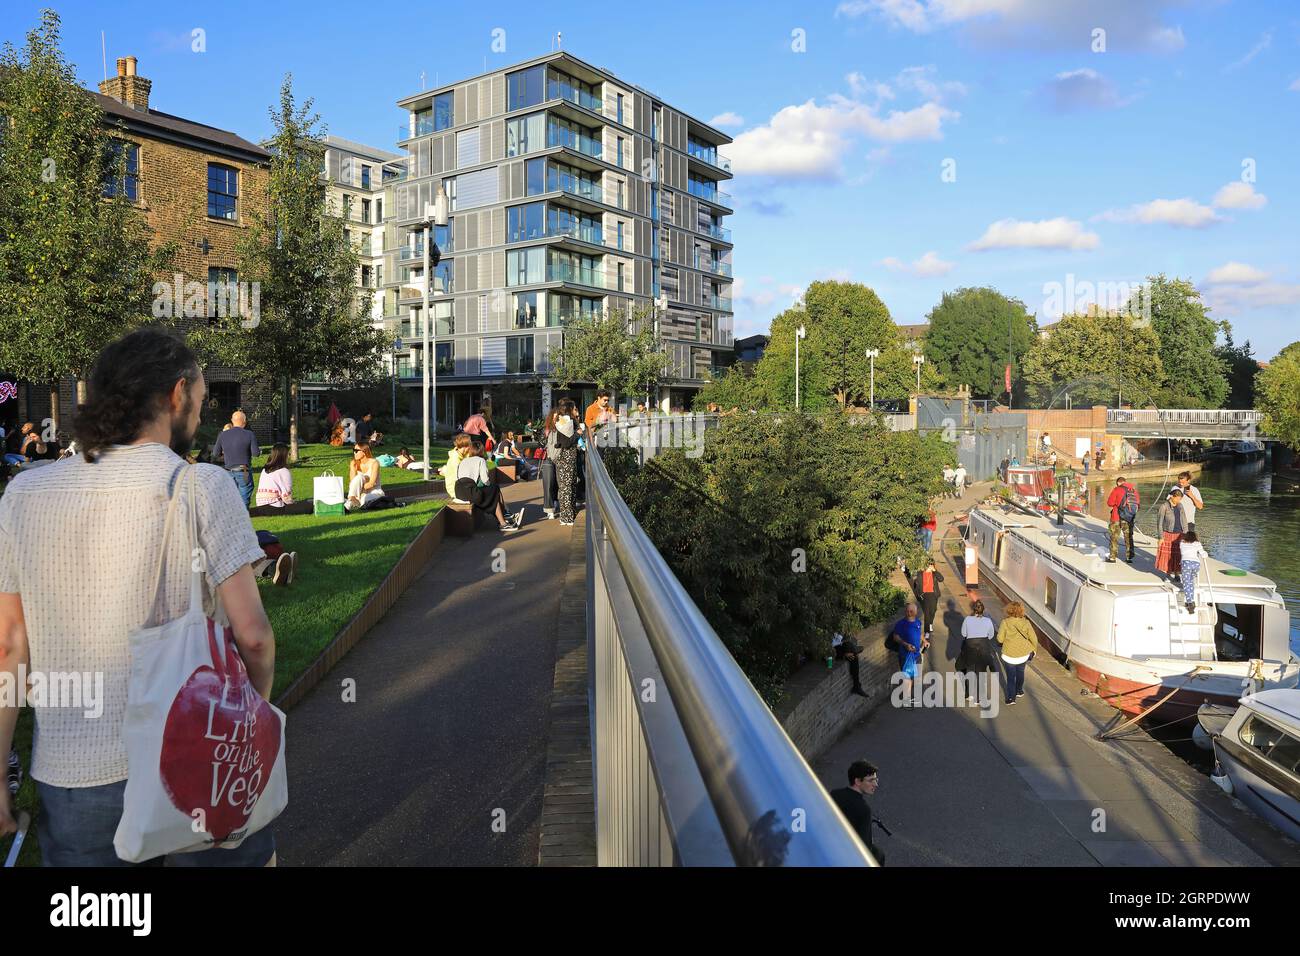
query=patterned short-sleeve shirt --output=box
[0,442,265,787]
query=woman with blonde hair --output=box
[345,442,384,512]
[996,602,1037,705]
[443,433,473,501]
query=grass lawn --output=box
[2,493,445,866]
[253,441,455,502]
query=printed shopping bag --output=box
[114,467,288,862]
[313,468,345,516]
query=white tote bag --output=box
[114,466,288,863]
[313,468,345,516]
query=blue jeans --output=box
[919,528,934,550]
[36,779,275,867]
[230,468,253,508]
[1004,661,1027,702]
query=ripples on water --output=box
[1085,457,1300,654]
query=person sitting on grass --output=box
[494,430,538,480]
[251,530,297,586]
[395,446,426,471]
[345,442,384,512]
[255,443,294,508]
[455,441,522,532]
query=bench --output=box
[492,463,517,486]
[444,500,476,537]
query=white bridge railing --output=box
[1106,409,1264,426]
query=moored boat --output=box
[1204,690,1300,842]
[966,503,1298,719]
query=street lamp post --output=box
[865,348,880,411]
[795,324,807,410]
[913,352,925,393]
[421,184,450,483]
[391,335,402,419]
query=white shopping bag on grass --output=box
[114,466,288,862]
[313,468,345,516]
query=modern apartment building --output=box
[301,135,407,415]
[380,51,734,426]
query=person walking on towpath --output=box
[912,558,944,636]
[889,603,928,707]
[1156,489,1186,580]
[957,600,999,704]
[996,602,1036,706]
[1105,476,1140,563]
[829,760,885,864]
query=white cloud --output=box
[835,0,1187,52]
[1224,30,1272,72]
[1290,78,1300,93]
[708,111,744,128]
[1213,181,1267,210]
[1203,282,1300,313]
[1095,198,1219,228]
[1042,68,1131,111]
[880,251,955,277]
[968,217,1100,251]
[730,69,961,180]
[1205,262,1269,285]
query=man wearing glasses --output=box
[829,759,885,864]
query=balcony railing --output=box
[549,170,603,203]
[548,77,603,113]
[688,181,732,207]
[548,211,602,245]
[548,302,599,326]
[698,259,733,277]
[398,119,436,140]
[584,418,875,866]
[698,222,732,243]
[708,295,732,311]
[687,143,733,174]
[548,261,604,288]
[549,124,602,159]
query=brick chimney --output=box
[98,55,151,112]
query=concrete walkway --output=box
[274,480,579,866]
[814,480,1300,867]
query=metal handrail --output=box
[586,419,874,866]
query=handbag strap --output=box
[145,463,188,623]
[145,463,207,626]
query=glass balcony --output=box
[548,169,602,203]
[548,123,602,159]
[548,301,600,326]
[699,221,732,243]
[548,261,604,288]
[688,180,732,207]
[708,294,733,311]
[395,359,421,378]
[699,259,733,277]
[547,77,603,113]
[547,210,602,245]
[687,141,732,174]
[398,118,436,140]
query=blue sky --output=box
[5,0,1299,359]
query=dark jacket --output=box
[829,787,880,861]
[913,568,944,602]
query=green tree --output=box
[694,360,764,411]
[1131,274,1229,407]
[0,9,167,431]
[550,306,669,404]
[1021,311,1166,407]
[195,76,382,460]
[1216,330,1259,409]
[1257,342,1300,450]
[924,287,1037,402]
[610,409,948,702]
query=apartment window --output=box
[616,221,624,250]
[617,262,625,292]
[526,158,545,196]
[507,201,545,243]
[362,198,371,224]
[507,65,545,111]
[506,247,545,286]
[104,141,139,201]
[616,93,624,124]
[616,136,624,167]
[506,335,535,374]
[414,108,433,136]
[361,165,371,189]
[514,291,539,328]
[375,198,383,222]
[434,92,454,131]
[361,265,373,289]
[434,300,454,335]
[207,267,239,323]
[431,258,454,294]
[616,180,624,208]
[506,112,545,157]
[207,164,238,220]
[442,176,457,211]
[435,341,455,375]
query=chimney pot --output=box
[125,56,137,76]
[115,57,126,77]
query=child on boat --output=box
[1179,531,1206,613]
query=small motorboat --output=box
[1194,702,1236,750]
[1202,690,1300,842]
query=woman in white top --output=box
[957,600,998,703]
[255,443,294,507]
[1179,531,1207,613]
[454,442,521,532]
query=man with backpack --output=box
[1105,476,1140,563]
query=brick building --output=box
[18,55,274,440]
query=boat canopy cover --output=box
[1243,689,1300,726]
[1006,465,1055,499]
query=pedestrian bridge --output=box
[583,415,874,866]
[1105,409,1270,441]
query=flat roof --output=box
[975,504,1278,591]
[322,134,404,163]
[396,50,732,145]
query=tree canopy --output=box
[1256,341,1300,450]
[1021,311,1166,408]
[550,305,669,401]
[1131,274,1229,407]
[923,286,1036,402]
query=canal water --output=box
[1084,456,1300,654]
